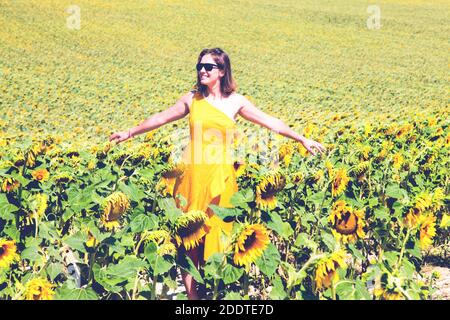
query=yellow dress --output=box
[173,92,238,261]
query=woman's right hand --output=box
[109,130,132,144]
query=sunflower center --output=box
[0,246,5,256]
[335,211,357,235]
[261,185,278,199]
[178,220,204,238]
[243,232,257,250]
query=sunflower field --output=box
[0,0,449,300]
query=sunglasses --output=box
[196,63,222,72]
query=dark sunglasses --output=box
[196,63,222,72]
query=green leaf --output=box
[208,204,241,220]
[374,207,390,221]
[118,181,145,202]
[107,255,148,278]
[3,223,20,242]
[347,244,364,261]
[21,245,41,262]
[46,262,63,281]
[55,285,98,300]
[129,213,158,233]
[266,211,293,240]
[385,184,405,199]
[157,198,182,223]
[137,168,154,180]
[321,232,336,251]
[294,233,318,251]
[63,231,88,253]
[0,194,18,221]
[230,189,253,208]
[367,197,378,208]
[204,253,223,280]
[176,253,204,285]
[221,263,244,285]
[144,242,173,275]
[255,243,280,278]
[269,275,287,300]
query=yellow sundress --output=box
[173,91,238,261]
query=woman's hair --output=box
[193,47,237,98]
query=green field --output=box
[1,0,448,147]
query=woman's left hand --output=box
[301,138,326,156]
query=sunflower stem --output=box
[212,278,219,300]
[132,269,141,300]
[331,280,337,300]
[243,272,249,297]
[16,151,29,229]
[394,228,411,272]
[151,273,157,300]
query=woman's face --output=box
[199,54,224,87]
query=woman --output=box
[109,47,326,299]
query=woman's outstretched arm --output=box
[109,91,194,144]
[237,94,326,156]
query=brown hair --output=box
[193,48,237,98]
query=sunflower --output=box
[233,160,246,177]
[374,288,404,300]
[278,143,294,166]
[24,278,55,300]
[360,145,371,160]
[255,171,286,210]
[85,230,98,248]
[0,239,20,269]
[31,168,49,182]
[314,250,347,291]
[51,172,75,186]
[404,190,435,228]
[418,214,436,249]
[331,168,350,197]
[101,191,130,230]
[26,193,48,224]
[156,163,185,196]
[329,200,366,243]
[145,230,171,245]
[174,210,211,251]
[395,124,413,140]
[232,224,270,269]
[1,177,20,193]
[392,153,404,170]
[157,241,177,257]
[290,171,304,184]
[325,160,334,177]
[440,214,450,229]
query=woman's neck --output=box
[206,83,223,99]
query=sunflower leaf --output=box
[269,275,287,300]
[0,193,18,221]
[265,211,293,240]
[144,242,173,275]
[255,243,280,278]
[230,189,253,209]
[158,197,183,223]
[129,213,158,233]
[62,231,88,253]
[208,204,241,220]
[55,285,98,300]
[221,263,244,285]
[177,253,204,284]
[204,253,223,280]
[107,255,148,278]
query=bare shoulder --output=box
[231,93,251,110]
[180,89,197,112]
